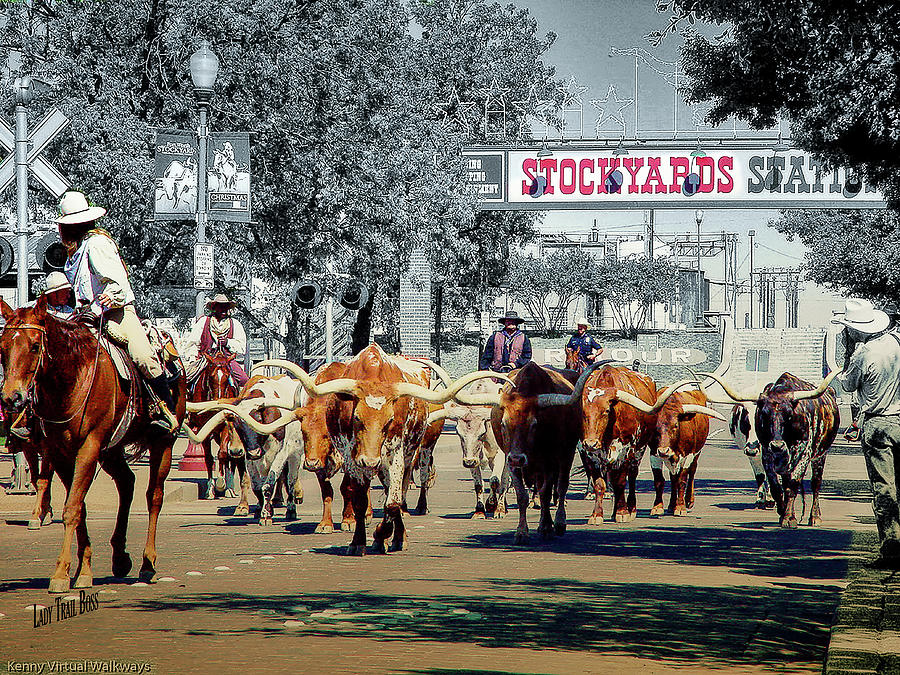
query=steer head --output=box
[730,403,760,457]
[456,409,493,469]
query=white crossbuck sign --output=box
[0,108,71,197]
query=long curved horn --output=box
[789,370,839,401]
[648,378,704,412]
[696,372,762,403]
[208,401,300,435]
[613,390,656,414]
[254,359,360,399]
[681,403,728,422]
[537,358,617,408]
[411,358,454,389]
[426,407,459,426]
[182,411,229,443]
[688,367,736,405]
[394,371,514,404]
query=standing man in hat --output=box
[183,293,248,388]
[566,317,603,370]
[479,310,532,373]
[834,298,900,568]
[55,190,178,434]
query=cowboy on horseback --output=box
[565,317,603,372]
[184,293,248,390]
[55,190,178,434]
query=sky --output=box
[506,1,814,285]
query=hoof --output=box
[672,507,687,517]
[315,524,334,534]
[614,512,629,523]
[485,495,498,512]
[471,511,486,520]
[414,505,429,516]
[346,544,366,556]
[284,509,297,522]
[27,519,41,530]
[224,489,238,499]
[41,511,53,526]
[371,541,387,555]
[234,504,250,517]
[554,522,566,536]
[340,520,354,532]
[514,530,529,545]
[73,575,93,589]
[781,518,798,529]
[649,504,664,517]
[48,577,70,594]
[214,476,226,492]
[259,516,273,527]
[587,514,604,525]
[112,553,132,579]
[139,566,158,584]
[388,537,408,552]
[494,508,507,520]
[809,516,822,527]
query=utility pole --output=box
[748,229,756,328]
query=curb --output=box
[825,530,900,674]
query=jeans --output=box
[861,414,900,546]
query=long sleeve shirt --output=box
[566,332,603,363]
[479,330,532,371]
[837,332,900,417]
[183,316,247,363]
[64,232,135,316]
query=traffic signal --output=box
[339,281,369,311]
[0,238,12,276]
[34,232,67,273]
[293,280,323,309]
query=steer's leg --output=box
[649,453,665,517]
[339,473,355,531]
[780,477,799,528]
[537,474,555,539]
[626,456,639,522]
[234,459,250,517]
[809,457,826,526]
[316,473,336,533]
[586,461,606,525]
[471,465,486,519]
[347,477,369,556]
[511,467,530,544]
[554,453,574,536]
[203,439,216,500]
[762,450,785,518]
[609,466,629,523]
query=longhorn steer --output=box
[490,362,584,544]
[239,345,504,555]
[730,403,774,509]
[702,371,839,528]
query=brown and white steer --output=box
[702,371,839,528]
[485,362,587,544]
[223,345,505,554]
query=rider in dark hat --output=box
[479,310,533,373]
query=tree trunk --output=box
[350,283,377,355]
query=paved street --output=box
[0,428,874,674]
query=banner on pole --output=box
[153,130,199,220]
[207,132,251,222]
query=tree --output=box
[505,248,596,331]
[669,1,900,205]
[772,209,900,305]
[596,256,677,339]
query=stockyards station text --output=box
[4,662,152,674]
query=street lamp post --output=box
[748,229,756,328]
[13,76,32,308]
[695,209,703,326]
[189,40,219,318]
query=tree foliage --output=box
[672,1,900,204]
[773,209,900,305]
[595,256,677,339]
[0,0,560,356]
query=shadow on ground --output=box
[118,579,837,669]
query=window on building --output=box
[745,349,770,372]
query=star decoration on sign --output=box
[559,76,589,139]
[590,84,634,135]
[512,84,555,140]
[559,76,589,107]
[479,78,510,139]
[433,88,477,136]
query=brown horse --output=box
[0,296,186,592]
[187,352,250,512]
[565,347,585,374]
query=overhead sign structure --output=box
[463,143,886,210]
[193,242,214,290]
[0,108,71,197]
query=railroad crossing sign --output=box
[0,107,71,197]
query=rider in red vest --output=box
[184,294,248,388]
[479,310,533,373]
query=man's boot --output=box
[147,374,178,435]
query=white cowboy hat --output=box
[43,271,71,294]
[54,191,107,225]
[206,293,237,309]
[574,317,592,330]
[832,298,891,334]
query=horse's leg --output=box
[140,438,173,583]
[27,449,52,529]
[101,452,135,579]
[49,444,99,594]
[72,505,93,589]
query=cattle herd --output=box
[173,343,841,556]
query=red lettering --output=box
[596,158,621,194]
[539,158,557,195]
[669,157,690,192]
[697,156,716,193]
[717,156,734,193]
[559,158,577,195]
[641,157,668,194]
[623,157,645,194]
[521,157,537,195]
[579,159,595,195]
